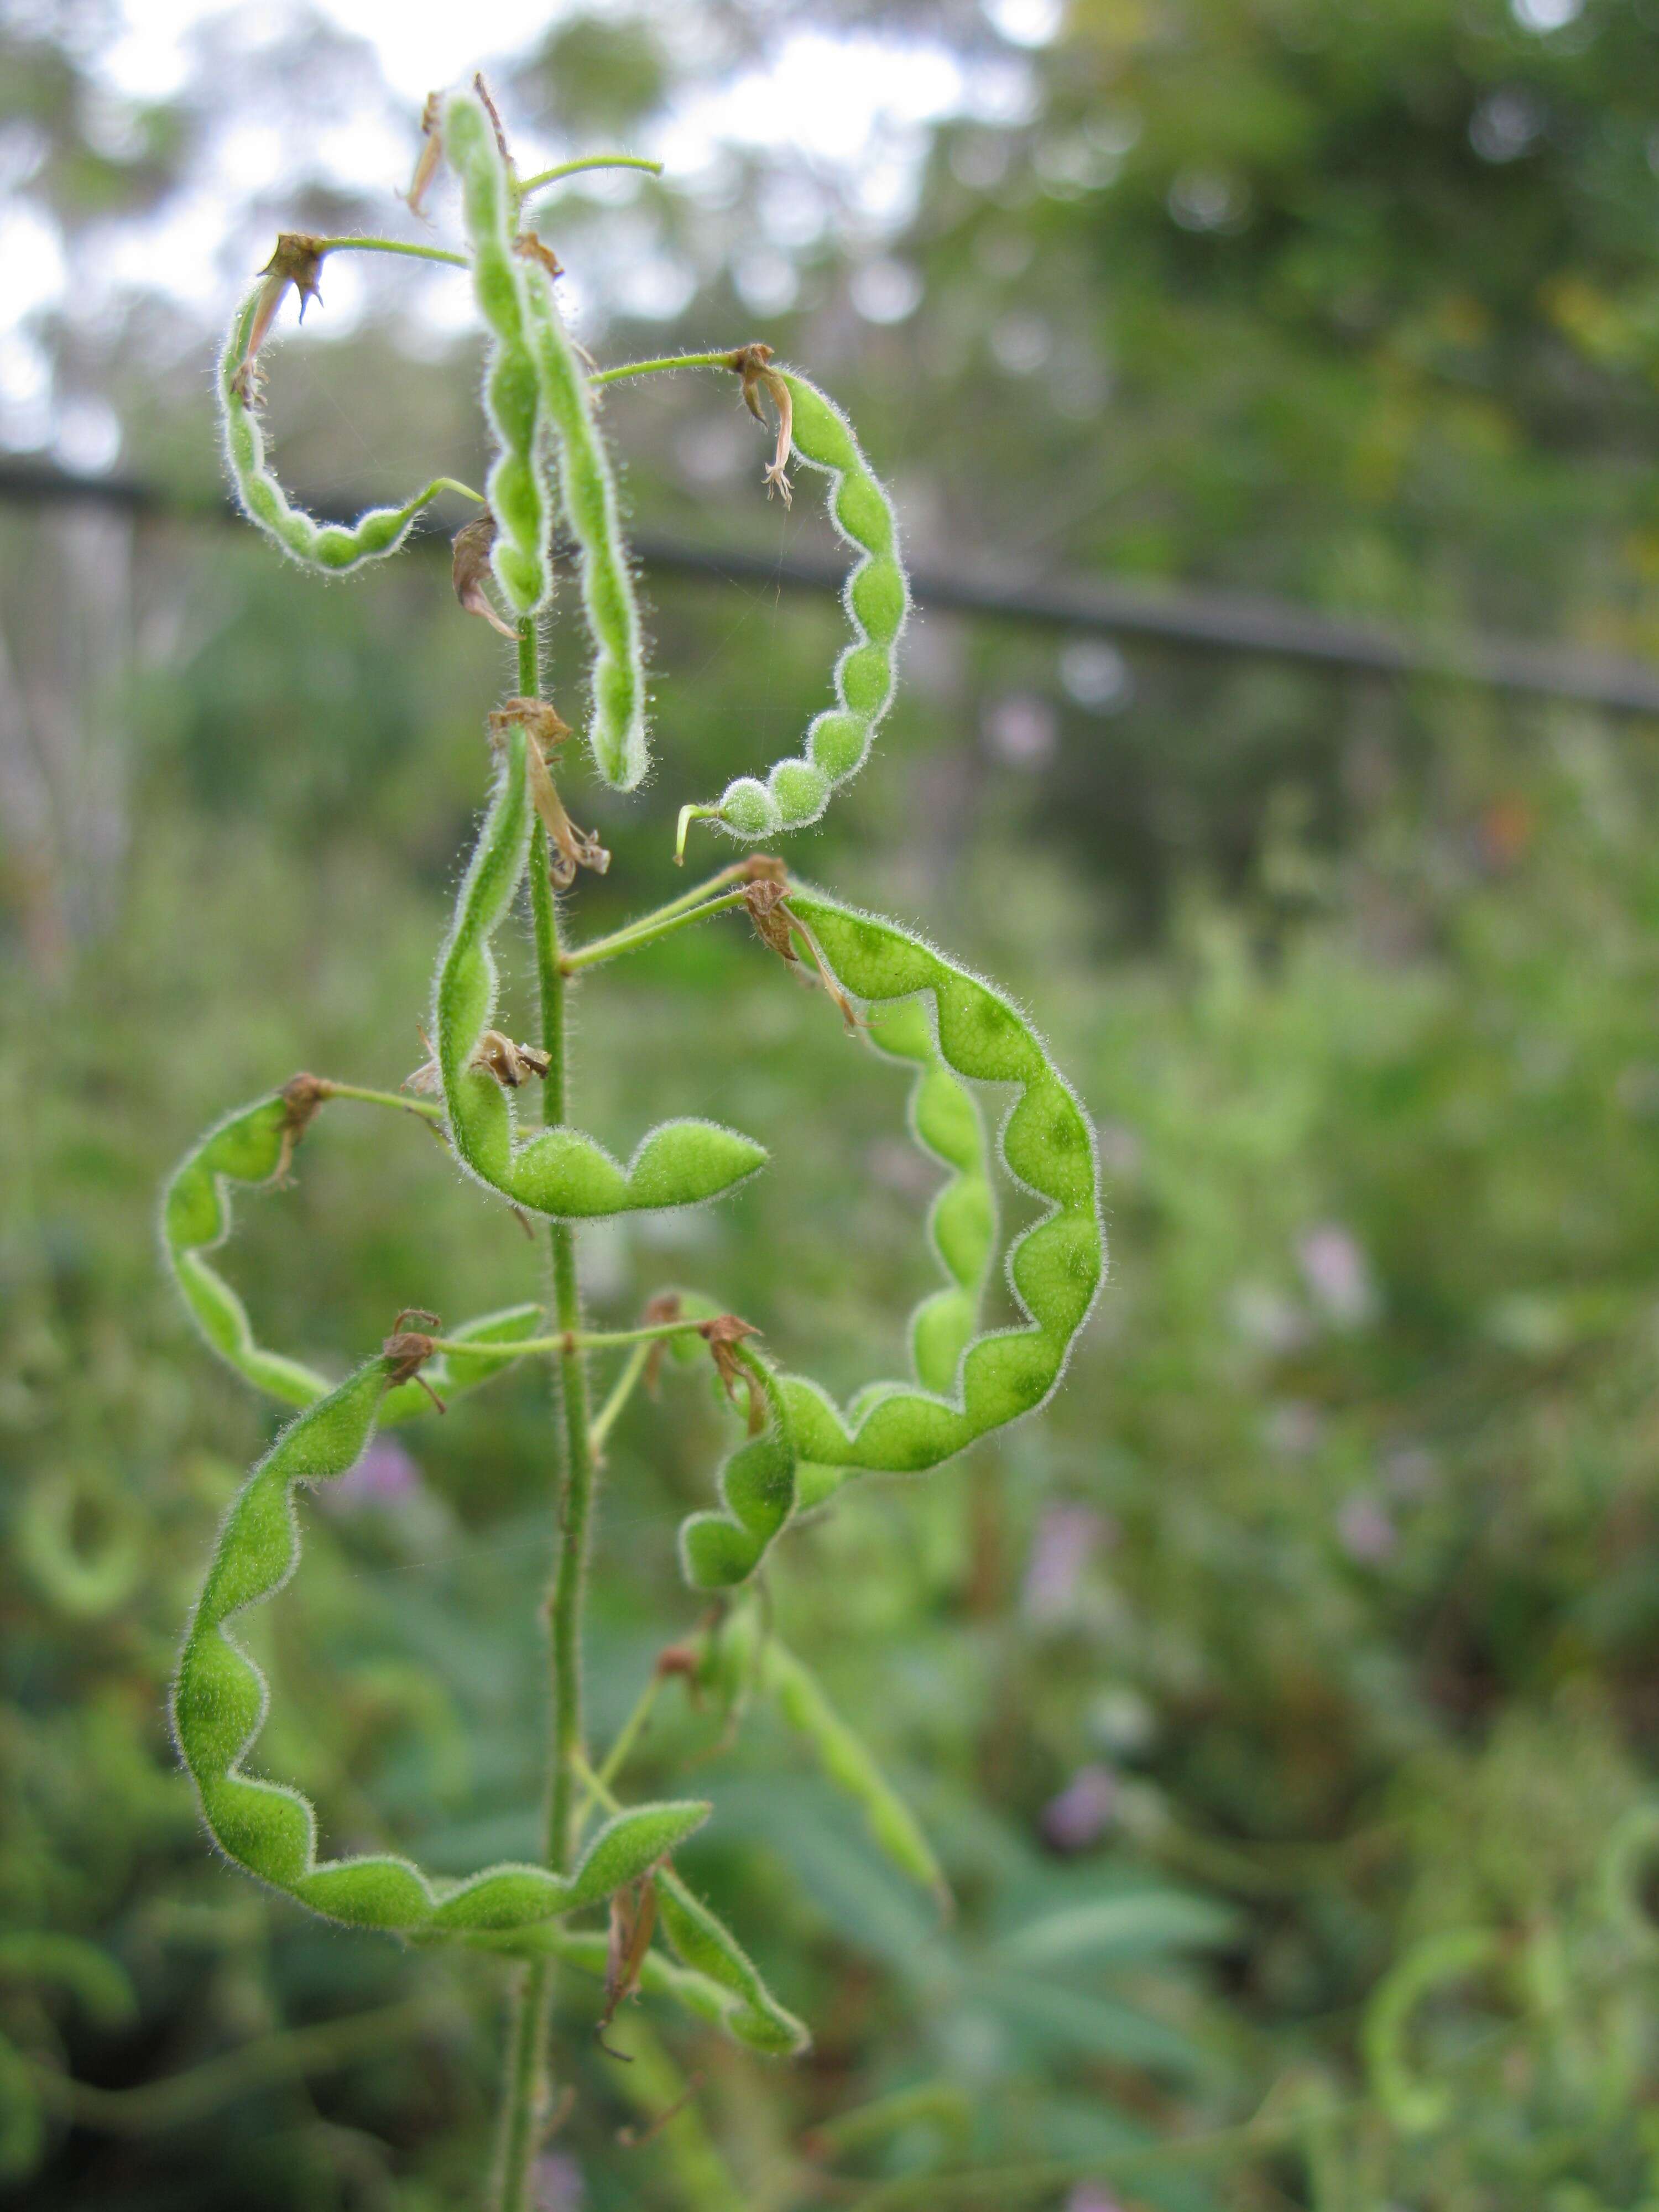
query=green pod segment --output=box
[161,1088,541,1418]
[700,371,908,842]
[218,288,455,575]
[653,1866,810,2054]
[443,90,553,615]
[521,261,649,789]
[709,1607,947,1904]
[432,723,768,1219]
[171,1363,711,1933]
[677,1348,799,1592]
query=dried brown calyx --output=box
[233,234,326,402]
[701,1312,766,1435]
[382,1308,445,1413]
[743,883,860,1031]
[264,1071,330,1185]
[405,92,443,217]
[471,1030,552,1088]
[723,341,794,505]
[452,514,518,640]
[514,231,562,280]
[598,1867,660,2058]
[488,697,611,886]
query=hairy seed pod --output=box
[434,722,768,1217]
[218,288,461,575]
[710,1606,947,1904]
[652,1866,810,2054]
[442,90,553,615]
[520,259,650,787]
[171,1362,712,1932]
[669,891,1102,1571]
[460,1921,794,2055]
[693,371,907,842]
[677,1345,799,1591]
[162,1088,542,1420]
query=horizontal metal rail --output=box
[5,456,1658,716]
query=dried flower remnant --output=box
[725,342,794,505]
[233,234,325,400]
[406,93,443,217]
[599,1871,659,2054]
[700,1313,765,1434]
[471,1030,553,1088]
[452,514,518,639]
[383,1308,446,1412]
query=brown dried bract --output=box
[233,234,326,402]
[471,1030,552,1088]
[744,879,797,966]
[472,72,512,167]
[723,341,794,505]
[701,1313,766,1435]
[514,231,562,280]
[489,698,612,886]
[452,514,517,640]
[598,1870,659,2058]
[267,1071,329,1185]
[383,1308,446,1413]
[405,92,443,218]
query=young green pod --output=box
[171,1361,712,1934]
[161,1087,542,1420]
[688,371,907,843]
[520,259,650,787]
[442,90,553,616]
[653,1867,810,2056]
[218,286,461,576]
[433,721,768,1219]
[731,890,1103,1516]
[677,1347,799,1592]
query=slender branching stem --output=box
[587,351,735,388]
[570,1666,667,1841]
[492,614,600,2212]
[587,1338,652,1457]
[425,1317,719,1359]
[311,1081,444,1124]
[315,236,469,269]
[517,154,664,201]
[561,888,748,973]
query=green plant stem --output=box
[588,351,737,388]
[587,1338,652,1457]
[517,154,664,200]
[26,1999,442,2135]
[489,614,600,2212]
[561,888,748,973]
[425,1316,722,1359]
[315,236,469,269]
[313,1080,444,1123]
[572,1668,667,1838]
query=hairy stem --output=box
[518,153,664,200]
[561,888,748,973]
[315,236,469,269]
[587,1338,652,1456]
[587,351,737,388]
[492,615,599,2212]
[311,1080,444,1123]
[426,1317,723,1359]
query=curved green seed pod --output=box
[172,1363,711,1933]
[460,1922,790,2056]
[697,372,907,842]
[434,722,766,1218]
[218,288,458,576]
[753,891,1102,1514]
[653,1867,810,2055]
[162,1089,542,1421]
[708,1606,947,1904]
[677,1347,799,1592]
[1361,1928,1501,2136]
[521,260,649,787]
[443,91,552,616]
[15,1474,142,1619]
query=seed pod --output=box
[677,1345,799,1591]
[161,1087,542,1421]
[218,286,461,575]
[432,720,769,1219]
[456,1922,788,2055]
[443,89,552,617]
[688,371,907,843]
[681,890,1102,1538]
[520,251,650,788]
[171,1361,713,1932]
[653,1867,810,2055]
[712,1606,948,1904]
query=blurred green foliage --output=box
[9,0,1659,2206]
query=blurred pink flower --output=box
[1297,1223,1377,1328]
[324,1436,422,1512]
[1337,1492,1397,1564]
[1041,1764,1119,1853]
[1022,1503,1113,1624]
